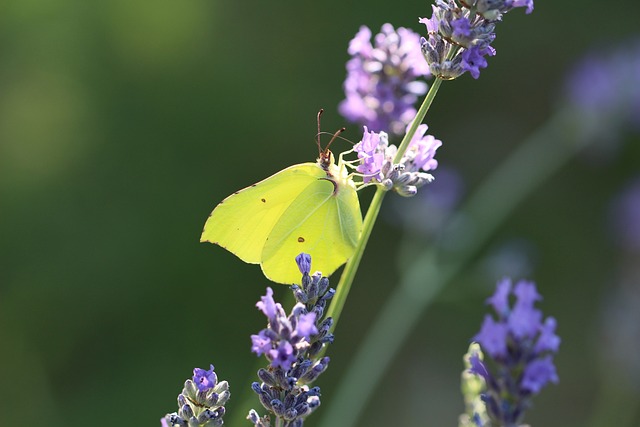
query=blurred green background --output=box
[2,1,640,426]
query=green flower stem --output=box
[318,108,581,427]
[394,77,444,164]
[325,77,444,333]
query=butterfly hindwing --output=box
[261,171,362,283]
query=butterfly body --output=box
[201,152,362,284]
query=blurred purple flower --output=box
[563,39,640,159]
[469,278,560,426]
[339,24,430,136]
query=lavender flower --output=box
[464,278,560,427]
[248,253,335,427]
[161,365,230,427]
[194,365,218,392]
[339,24,431,136]
[353,125,442,196]
[420,0,533,80]
[563,39,640,156]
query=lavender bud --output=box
[204,392,218,407]
[177,394,187,407]
[291,284,307,304]
[320,287,335,301]
[257,368,276,387]
[184,380,198,397]
[180,404,194,420]
[283,408,298,421]
[271,400,285,417]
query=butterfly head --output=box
[315,109,345,173]
[318,148,334,170]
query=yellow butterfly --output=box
[201,112,363,284]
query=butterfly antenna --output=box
[325,127,347,153]
[316,109,324,155]
[317,131,356,146]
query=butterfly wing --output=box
[201,162,363,284]
[261,171,363,284]
[200,163,322,264]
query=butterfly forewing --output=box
[200,163,322,263]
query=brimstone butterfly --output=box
[200,112,363,284]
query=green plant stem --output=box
[394,78,444,164]
[318,108,581,427]
[325,77,444,332]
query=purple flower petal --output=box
[268,341,295,370]
[461,46,492,79]
[508,301,542,339]
[405,123,442,172]
[513,280,542,306]
[469,352,490,381]
[354,127,388,182]
[522,356,558,393]
[193,364,217,392]
[511,0,534,14]
[452,17,472,39]
[296,312,318,339]
[251,330,273,356]
[256,287,280,321]
[486,278,512,318]
[474,315,509,358]
[534,317,561,353]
